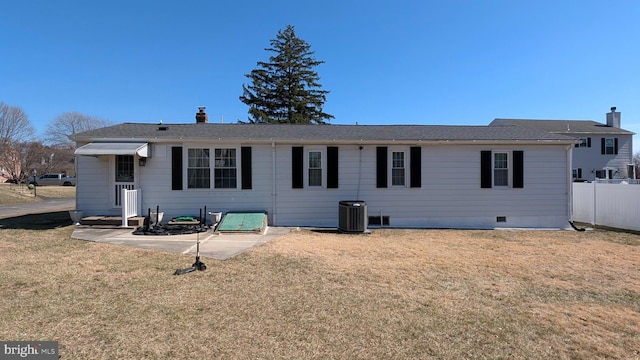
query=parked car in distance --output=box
[29,173,76,186]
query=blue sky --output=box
[1,1,639,148]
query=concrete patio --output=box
[71,225,296,260]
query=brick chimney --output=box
[196,106,208,123]
[606,106,620,128]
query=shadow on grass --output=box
[0,211,73,230]
[310,228,340,234]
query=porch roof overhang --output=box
[75,142,149,157]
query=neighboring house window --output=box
[493,152,509,187]
[572,168,582,179]
[601,138,618,155]
[214,148,237,188]
[308,151,322,187]
[391,151,406,186]
[595,170,605,179]
[115,155,134,182]
[187,148,210,189]
[604,138,615,155]
[576,138,591,148]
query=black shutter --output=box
[171,146,183,190]
[513,150,524,188]
[376,147,388,188]
[410,146,421,188]
[292,146,304,189]
[481,151,492,188]
[614,138,618,155]
[327,146,339,189]
[587,137,591,147]
[578,168,582,178]
[601,138,606,154]
[241,146,252,190]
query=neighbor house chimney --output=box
[196,106,208,123]
[606,106,621,128]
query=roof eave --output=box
[74,137,577,146]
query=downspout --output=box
[271,141,277,225]
[567,144,573,224]
[567,144,586,231]
[74,153,79,211]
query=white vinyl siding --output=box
[76,142,570,229]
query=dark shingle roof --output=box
[71,122,577,143]
[490,119,635,135]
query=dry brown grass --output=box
[0,214,639,359]
[0,183,75,204]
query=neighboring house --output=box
[1,148,23,183]
[491,107,635,181]
[72,112,577,229]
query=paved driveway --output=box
[0,198,74,219]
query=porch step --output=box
[80,216,146,227]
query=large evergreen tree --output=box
[240,25,333,124]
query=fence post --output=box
[592,181,596,226]
[121,188,128,227]
[136,187,142,216]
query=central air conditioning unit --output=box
[338,200,367,233]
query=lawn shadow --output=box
[310,228,341,234]
[0,211,73,230]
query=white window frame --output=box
[389,148,407,187]
[305,148,325,188]
[186,146,240,190]
[493,151,510,188]
[187,148,211,189]
[214,147,238,189]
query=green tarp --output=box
[217,211,267,232]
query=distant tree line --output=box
[0,101,112,183]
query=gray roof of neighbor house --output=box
[490,119,635,135]
[71,122,577,144]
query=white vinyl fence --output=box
[573,182,640,231]
[121,188,142,227]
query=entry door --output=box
[111,155,136,208]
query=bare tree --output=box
[19,142,76,180]
[0,102,36,181]
[633,151,640,179]
[44,111,113,148]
